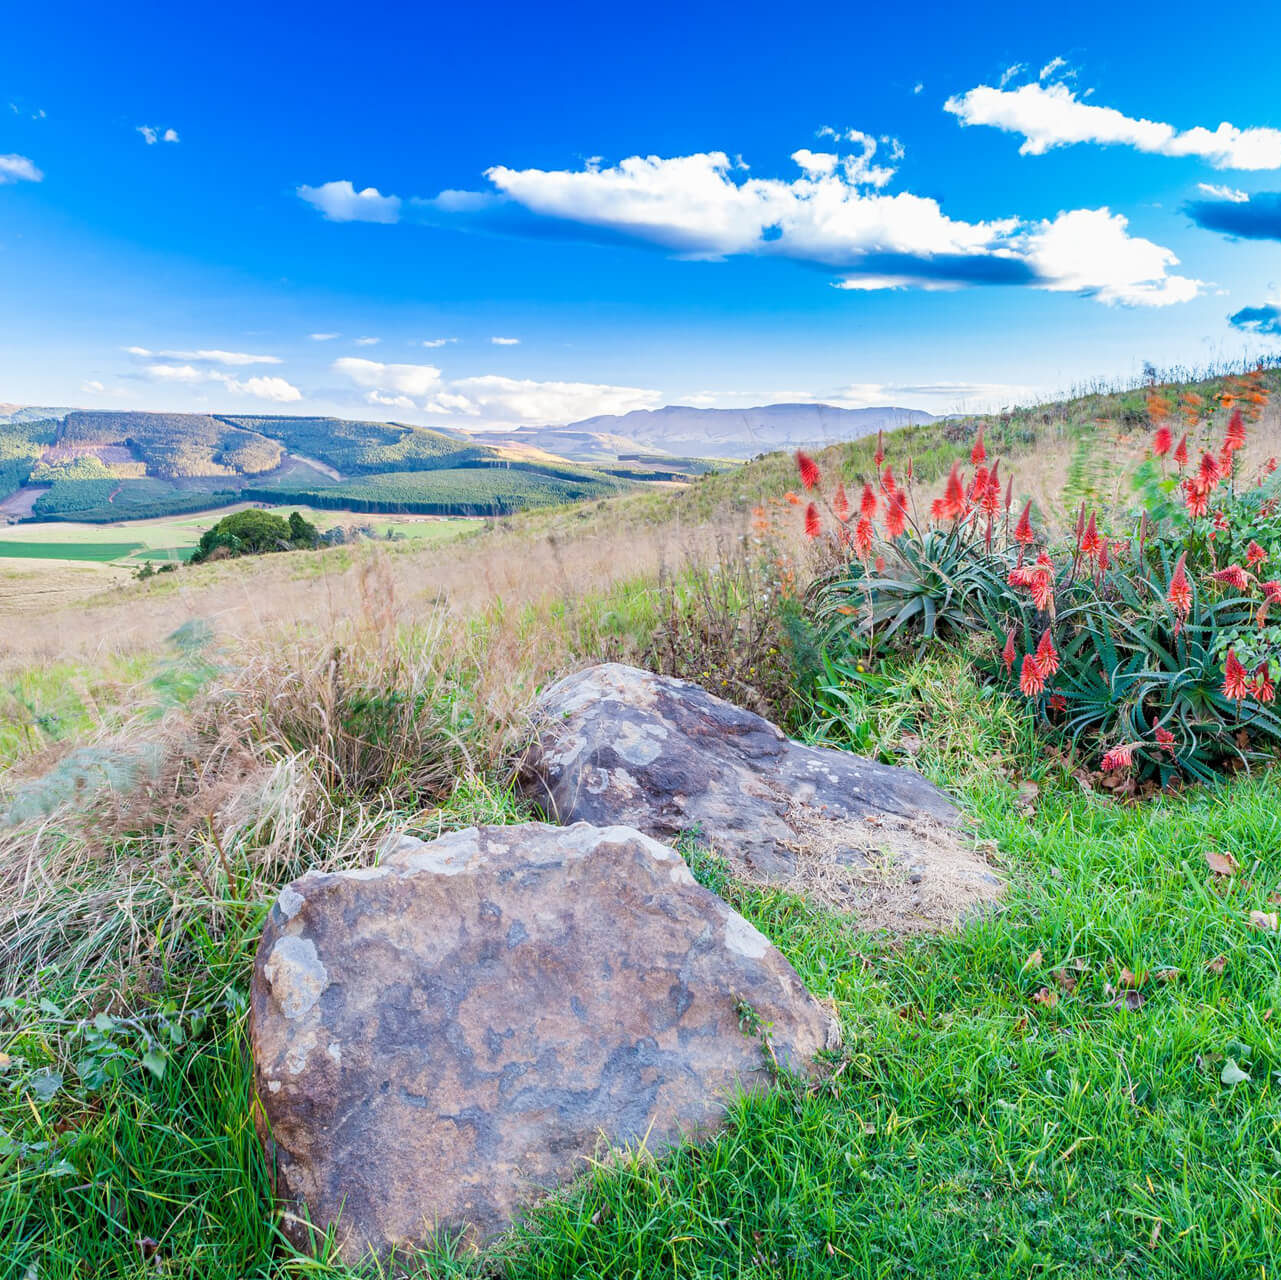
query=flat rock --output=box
[251,822,835,1262]
[519,664,1001,930]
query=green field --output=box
[0,505,475,566]
[0,539,144,562]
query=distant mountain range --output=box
[468,403,936,461]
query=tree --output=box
[190,508,292,563]
[288,510,320,548]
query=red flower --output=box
[1210,564,1253,591]
[854,515,875,559]
[1035,628,1060,676]
[1019,653,1046,697]
[905,456,914,482]
[1152,425,1173,457]
[860,482,878,519]
[832,482,851,522]
[1098,538,1110,572]
[796,450,821,491]
[1197,451,1221,490]
[1100,743,1135,772]
[969,464,989,503]
[1183,480,1209,518]
[1001,627,1017,674]
[1048,692,1067,713]
[1225,408,1247,453]
[1167,553,1192,617]
[1222,648,1250,701]
[1267,457,1279,475]
[1153,722,1176,754]
[1247,541,1268,567]
[1013,500,1035,545]
[1079,511,1102,559]
[804,502,821,539]
[1030,552,1055,612]
[981,462,1002,514]
[930,462,968,522]
[885,491,908,538]
[1173,434,1189,469]
[971,426,987,465]
[874,431,885,468]
[880,465,897,497]
[874,555,885,572]
[1251,661,1275,704]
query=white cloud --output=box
[0,153,43,184]
[945,80,1281,170]
[137,125,179,146]
[999,64,1025,88]
[489,336,521,345]
[354,336,381,346]
[1197,182,1249,202]
[82,380,105,393]
[125,346,281,365]
[477,144,1196,306]
[912,82,924,96]
[138,361,300,401]
[330,357,660,424]
[309,332,340,341]
[332,357,443,398]
[1039,56,1070,81]
[421,337,457,348]
[297,179,401,223]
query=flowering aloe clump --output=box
[801,367,1281,784]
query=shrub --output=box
[796,369,1281,785]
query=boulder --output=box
[251,822,835,1262]
[519,664,1001,930]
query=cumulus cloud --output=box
[489,336,520,345]
[137,125,180,145]
[297,179,401,223]
[138,363,301,401]
[1229,301,1281,336]
[1197,183,1249,202]
[126,346,282,365]
[421,337,457,348]
[945,79,1281,170]
[309,332,340,341]
[0,153,43,184]
[354,336,381,346]
[471,143,1196,305]
[1187,190,1281,241]
[330,357,660,424]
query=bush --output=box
[189,509,293,563]
[796,369,1281,785]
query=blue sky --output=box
[2,0,1279,427]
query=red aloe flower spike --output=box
[905,456,914,482]
[981,461,1001,514]
[1183,479,1209,518]
[1100,743,1136,772]
[1167,553,1192,617]
[1251,661,1275,704]
[880,465,896,496]
[1079,512,1102,558]
[1019,653,1046,698]
[1004,473,1013,514]
[1153,722,1176,753]
[1048,692,1067,713]
[1222,648,1250,701]
[804,502,821,539]
[1030,552,1055,612]
[885,491,907,538]
[1209,564,1253,591]
[969,464,989,502]
[1173,434,1189,469]
[1074,502,1086,547]
[796,450,821,491]
[1014,500,1035,545]
[1247,540,1268,567]
[1225,408,1246,453]
[874,430,885,468]
[860,482,878,519]
[1198,451,1221,490]
[1001,627,1017,673]
[1152,425,1173,457]
[1035,629,1059,676]
[854,515,875,560]
[1098,538,1110,572]
[971,426,987,465]
[933,462,967,522]
[832,482,851,522]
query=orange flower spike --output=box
[1153,723,1176,754]
[1100,743,1135,772]
[854,516,875,560]
[1225,408,1247,453]
[1251,661,1275,704]
[860,482,878,519]
[1036,629,1060,676]
[1079,512,1102,558]
[1167,553,1192,617]
[1001,627,1017,674]
[885,491,907,538]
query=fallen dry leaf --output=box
[1155,968,1181,984]
[1205,955,1228,975]
[1031,986,1059,1009]
[1268,890,1281,906]
[1249,911,1280,931]
[1117,967,1145,989]
[1022,948,1044,971]
[1205,850,1241,877]
[1104,985,1146,1011]
[1052,968,1078,994]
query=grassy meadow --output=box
[2,368,1281,1278]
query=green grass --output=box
[4,655,1280,1277]
[0,540,143,562]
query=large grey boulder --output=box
[251,822,834,1262]
[519,664,1000,930]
